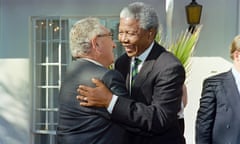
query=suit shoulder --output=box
[69,59,108,73]
[116,54,129,64]
[152,43,182,64]
[64,59,109,85]
[161,51,182,64]
[102,70,128,97]
[102,70,125,84]
[154,50,184,72]
[203,71,230,85]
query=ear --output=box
[91,38,103,53]
[91,38,98,49]
[148,28,156,40]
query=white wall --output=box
[0,59,30,144]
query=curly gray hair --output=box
[69,17,104,58]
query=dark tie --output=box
[131,58,141,85]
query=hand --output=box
[76,78,113,108]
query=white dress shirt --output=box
[231,66,240,95]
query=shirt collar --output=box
[135,42,154,62]
[81,58,103,67]
[232,66,240,83]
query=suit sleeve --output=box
[102,70,129,98]
[103,70,155,136]
[111,59,185,135]
[195,79,217,144]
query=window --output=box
[31,17,70,144]
[31,16,123,144]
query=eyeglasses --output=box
[97,33,113,39]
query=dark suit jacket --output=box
[113,42,186,144]
[57,59,129,144]
[196,70,240,144]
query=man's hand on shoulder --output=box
[76,78,113,108]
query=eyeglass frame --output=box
[97,33,113,39]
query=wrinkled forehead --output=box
[119,18,141,30]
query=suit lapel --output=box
[133,59,154,88]
[133,42,165,89]
[126,72,130,92]
[223,71,240,110]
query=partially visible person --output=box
[196,35,240,144]
[77,2,186,144]
[56,17,129,144]
[178,84,188,144]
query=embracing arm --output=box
[110,64,185,135]
[195,79,217,144]
[77,62,185,135]
[77,70,153,135]
[77,70,127,108]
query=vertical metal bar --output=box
[45,18,49,131]
[59,18,62,89]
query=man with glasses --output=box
[56,17,129,144]
[77,2,186,144]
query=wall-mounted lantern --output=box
[185,0,202,32]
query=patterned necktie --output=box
[131,58,141,85]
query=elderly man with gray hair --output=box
[56,17,129,144]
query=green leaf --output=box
[155,25,202,78]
